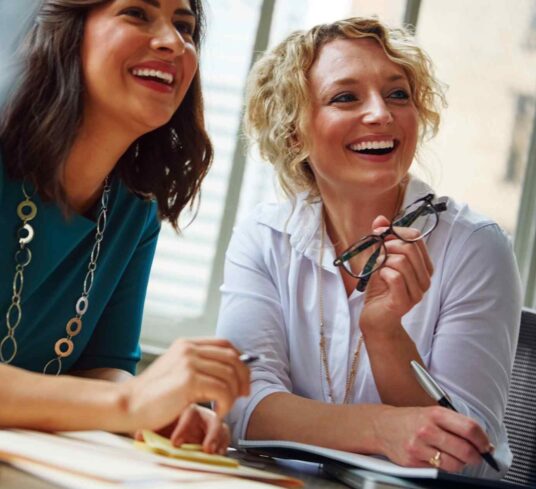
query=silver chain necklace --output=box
[0,178,111,375]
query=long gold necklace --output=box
[317,184,405,403]
[0,179,111,375]
[318,213,364,404]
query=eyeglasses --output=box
[333,193,448,292]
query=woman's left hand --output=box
[361,215,434,332]
[135,404,231,455]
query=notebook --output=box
[238,439,524,489]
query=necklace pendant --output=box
[16,200,37,222]
[18,223,34,245]
[54,338,74,358]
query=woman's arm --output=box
[216,215,293,442]
[354,217,521,423]
[248,392,492,473]
[423,223,521,441]
[364,221,521,427]
[71,368,132,382]
[0,338,250,433]
[0,363,131,432]
[356,216,438,407]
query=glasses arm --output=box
[334,237,378,266]
[355,245,383,292]
[393,198,447,228]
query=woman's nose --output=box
[361,95,393,126]
[150,23,186,57]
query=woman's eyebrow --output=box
[323,73,407,88]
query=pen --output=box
[410,360,500,472]
[239,353,266,365]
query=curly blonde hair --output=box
[244,17,446,198]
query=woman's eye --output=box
[174,21,195,37]
[330,93,357,104]
[121,7,148,21]
[389,89,410,101]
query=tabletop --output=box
[0,451,348,489]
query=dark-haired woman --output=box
[0,0,249,453]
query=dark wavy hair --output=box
[0,0,213,229]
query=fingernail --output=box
[211,443,217,453]
[487,443,495,453]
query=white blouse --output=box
[216,176,522,478]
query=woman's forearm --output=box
[361,323,435,407]
[245,392,493,472]
[246,392,392,454]
[0,364,132,432]
[71,367,133,383]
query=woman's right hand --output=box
[375,405,493,472]
[121,338,250,432]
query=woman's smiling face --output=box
[304,37,419,199]
[81,0,198,135]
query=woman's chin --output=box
[133,111,175,134]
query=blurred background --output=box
[1,0,535,352]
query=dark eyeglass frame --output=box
[333,193,448,292]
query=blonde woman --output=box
[217,17,521,476]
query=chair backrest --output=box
[503,307,536,486]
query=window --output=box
[414,0,536,236]
[0,0,38,104]
[141,0,263,348]
[505,94,535,184]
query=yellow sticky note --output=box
[137,430,239,468]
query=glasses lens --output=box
[341,235,386,279]
[392,201,438,242]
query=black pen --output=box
[239,353,266,365]
[410,360,500,472]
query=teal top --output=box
[0,151,160,374]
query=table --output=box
[0,451,348,488]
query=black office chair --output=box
[503,307,536,486]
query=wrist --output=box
[360,316,404,343]
[370,404,397,455]
[109,379,136,432]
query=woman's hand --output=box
[122,338,250,433]
[361,215,434,333]
[375,406,493,472]
[135,404,231,455]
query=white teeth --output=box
[349,140,395,151]
[131,68,174,85]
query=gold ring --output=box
[429,450,442,468]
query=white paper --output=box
[0,429,300,488]
[11,459,275,489]
[0,430,172,482]
[59,430,299,483]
